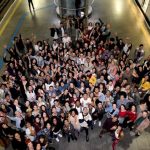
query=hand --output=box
[3,45,7,49]
[111,126,117,130]
[125,37,130,40]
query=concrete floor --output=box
[0,0,150,149]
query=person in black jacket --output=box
[1,123,16,147]
[49,25,59,40]
[14,34,25,53]
[3,45,20,62]
[75,0,81,17]
[99,115,119,138]
[51,117,63,142]
[12,131,27,150]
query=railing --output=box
[54,0,94,18]
[0,0,9,13]
[135,0,150,29]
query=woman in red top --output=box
[118,104,127,125]
[123,105,137,130]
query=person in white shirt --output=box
[80,93,92,107]
[0,84,5,100]
[52,40,59,51]
[45,80,54,91]
[74,100,82,114]
[34,41,42,53]
[84,57,93,72]
[13,99,22,113]
[106,80,114,92]
[37,97,46,107]
[123,43,132,56]
[77,53,86,65]
[26,86,36,102]
[79,107,92,142]
[25,122,36,141]
[62,33,71,48]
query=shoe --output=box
[86,136,89,142]
[78,132,80,136]
[98,121,101,127]
[56,138,59,142]
[71,135,74,141]
[74,136,77,141]
[68,137,70,143]
[135,132,140,136]
[58,133,62,138]
[49,140,53,144]
[99,134,102,138]
[130,131,135,136]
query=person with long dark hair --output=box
[122,105,137,130]
[12,131,27,150]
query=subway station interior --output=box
[0,0,150,150]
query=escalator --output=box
[135,0,150,28]
[0,0,15,20]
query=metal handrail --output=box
[54,0,94,10]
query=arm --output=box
[30,127,36,136]
[7,116,17,121]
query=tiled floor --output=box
[0,0,150,149]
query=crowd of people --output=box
[0,17,150,150]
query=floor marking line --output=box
[7,13,27,49]
[0,3,55,70]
